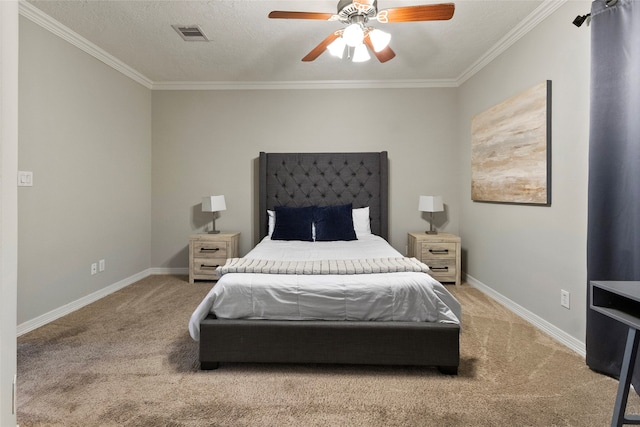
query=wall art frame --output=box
[471,80,551,205]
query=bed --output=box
[189,151,461,374]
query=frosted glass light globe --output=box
[343,23,364,47]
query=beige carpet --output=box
[17,275,640,426]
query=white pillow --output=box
[352,207,371,237]
[267,210,275,236]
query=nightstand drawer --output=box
[425,259,457,282]
[421,242,457,260]
[193,241,228,259]
[193,258,227,276]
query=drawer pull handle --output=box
[429,249,449,254]
[200,248,220,252]
[431,266,449,271]
[201,264,220,269]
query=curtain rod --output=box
[573,0,618,27]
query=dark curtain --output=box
[586,0,640,388]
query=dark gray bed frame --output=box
[199,152,460,374]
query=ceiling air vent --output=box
[172,25,209,42]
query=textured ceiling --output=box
[25,0,553,86]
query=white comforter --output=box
[188,235,461,341]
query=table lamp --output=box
[202,195,226,234]
[419,195,443,234]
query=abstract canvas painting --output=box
[471,81,551,205]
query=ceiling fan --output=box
[268,0,455,63]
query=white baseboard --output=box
[150,267,189,275]
[17,269,152,337]
[466,274,586,357]
[16,268,190,337]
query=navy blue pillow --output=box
[271,206,315,241]
[314,204,357,241]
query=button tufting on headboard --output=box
[258,152,389,241]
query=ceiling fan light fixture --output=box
[342,23,364,47]
[327,37,347,58]
[369,29,391,52]
[269,1,455,63]
[352,43,371,62]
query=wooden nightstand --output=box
[408,232,461,286]
[189,232,240,284]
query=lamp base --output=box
[425,213,438,235]
[208,216,220,234]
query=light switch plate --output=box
[561,289,570,309]
[18,171,33,187]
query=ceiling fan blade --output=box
[268,11,334,20]
[302,32,340,62]
[377,3,455,23]
[363,36,396,63]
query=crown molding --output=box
[151,79,459,91]
[456,0,568,85]
[20,0,566,91]
[18,1,153,89]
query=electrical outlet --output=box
[99,259,105,272]
[91,263,97,275]
[561,289,570,309]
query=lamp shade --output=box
[368,29,391,52]
[352,43,371,62]
[327,37,346,58]
[343,23,364,47]
[202,195,226,212]
[419,195,443,213]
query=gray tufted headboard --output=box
[259,152,389,240]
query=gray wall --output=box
[457,1,591,342]
[151,88,460,264]
[18,18,152,324]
